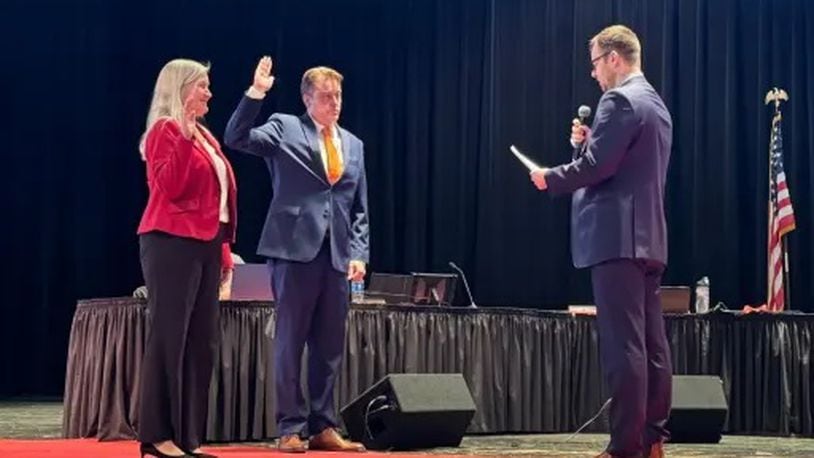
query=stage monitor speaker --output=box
[340,373,476,450]
[667,375,728,443]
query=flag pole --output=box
[777,107,791,310]
[765,113,773,309]
[782,238,790,310]
[764,87,790,310]
[777,109,791,311]
[765,91,776,308]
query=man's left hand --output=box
[530,167,549,191]
[348,260,366,281]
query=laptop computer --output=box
[230,263,274,301]
[367,273,413,304]
[661,286,690,313]
[410,272,458,306]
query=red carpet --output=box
[0,439,472,457]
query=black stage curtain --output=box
[63,300,814,440]
[3,0,813,397]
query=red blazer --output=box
[138,118,237,268]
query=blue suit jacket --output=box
[224,96,369,273]
[545,75,672,269]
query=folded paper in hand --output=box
[510,145,541,171]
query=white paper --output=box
[509,145,541,171]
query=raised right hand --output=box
[180,95,198,140]
[253,56,275,93]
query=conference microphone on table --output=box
[448,261,477,309]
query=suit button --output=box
[323,210,330,218]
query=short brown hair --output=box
[590,25,641,66]
[301,66,343,95]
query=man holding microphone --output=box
[530,25,673,458]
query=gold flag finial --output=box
[764,87,789,112]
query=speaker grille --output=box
[667,375,728,443]
[340,373,476,450]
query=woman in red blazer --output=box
[136,59,236,458]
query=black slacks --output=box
[591,258,672,456]
[137,229,222,451]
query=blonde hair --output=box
[139,59,210,157]
[300,66,343,95]
[590,25,641,66]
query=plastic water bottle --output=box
[351,279,365,303]
[694,276,710,314]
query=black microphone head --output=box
[578,105,592,120]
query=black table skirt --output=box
[62,298,814,441]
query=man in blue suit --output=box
[225,56,368,453]
[531,26,673,458]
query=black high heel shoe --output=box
[184,450,218,458]
[186,452,218,458]
[139,442,189,458]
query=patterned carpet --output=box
[2,401,813,457]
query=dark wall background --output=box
[1,0,811,396]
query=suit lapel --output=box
[338,127,355,180]
[192,125,220,179]
[299,114,330,183]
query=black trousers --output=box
[137,229,222,451]
[592,258,672,456]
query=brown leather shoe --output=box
[277,435,307,453]
[643,442,665,458]
[309,427,366,452]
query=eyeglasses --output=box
[591,50,612,68]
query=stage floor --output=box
[3,401,814,457]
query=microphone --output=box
[577,104,592,124]
[449,262,477,309]
[573,104,592,146]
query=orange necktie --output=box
[323,126,343,184]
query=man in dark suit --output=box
[530,25,673,458]
[224,57,368,453]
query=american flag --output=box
[767,113,796,312]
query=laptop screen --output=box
[230,263,274,301]
[367,273,413,304]
[410,273,457,306]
